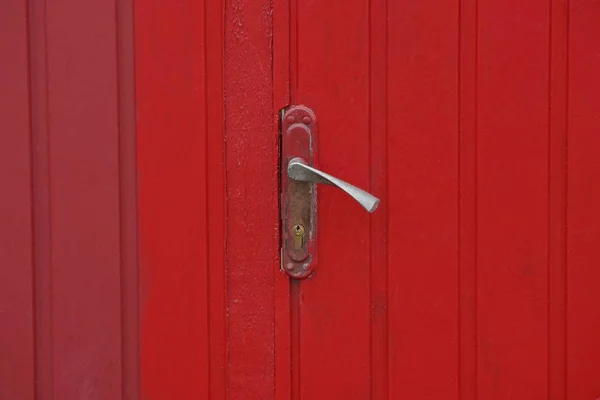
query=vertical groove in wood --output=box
[116,0,139,398]
[369,0,389,397]
[273,0,291,398]
[273,0,290,110]
[290,282,301,400]
[459,0,478,398]
[289,0,298,101]
[206,0,227,398]
[548,0,568,398]
[29,0,54,396]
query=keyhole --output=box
[293,224,305,236]
[292,224,306,250]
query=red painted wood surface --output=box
[567,0,600,397]
[135,0,226,398]
[477,1,549,397]
[292,0,373,398]
[1,0,600,399]
[388,0,460,397]
[224,0,281,398]
[277,0,600,399]
[1,0,137,398]
[0,2,35,398]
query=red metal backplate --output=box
[281,105,317,279]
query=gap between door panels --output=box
[275,104,293,400]
[273,0,292,398]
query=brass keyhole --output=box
[292,224,306,250]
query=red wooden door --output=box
[275,1,600,399]
[2,0,600,399]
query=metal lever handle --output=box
[287,157,380,213]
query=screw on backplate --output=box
[302,263,310,271]
[285,263,295,271]
[302,116,311,124]
[286,115,295,124]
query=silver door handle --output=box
[287,157,380,213]
[280,105,380,279]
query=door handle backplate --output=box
[280,105,317,279]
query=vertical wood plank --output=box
[206,0,228,399]
[44,0,123,397]
[224,0,278,398]
[135,0,211,398]
[566,1,600,398]
[387,0,460,398]
[29,0,53,396]
[116,0,139,398]
[0,1,35,398]
[273,0,292,399]
[294,0,372,397]
[476,0,549,398]
[370,0,389,398]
